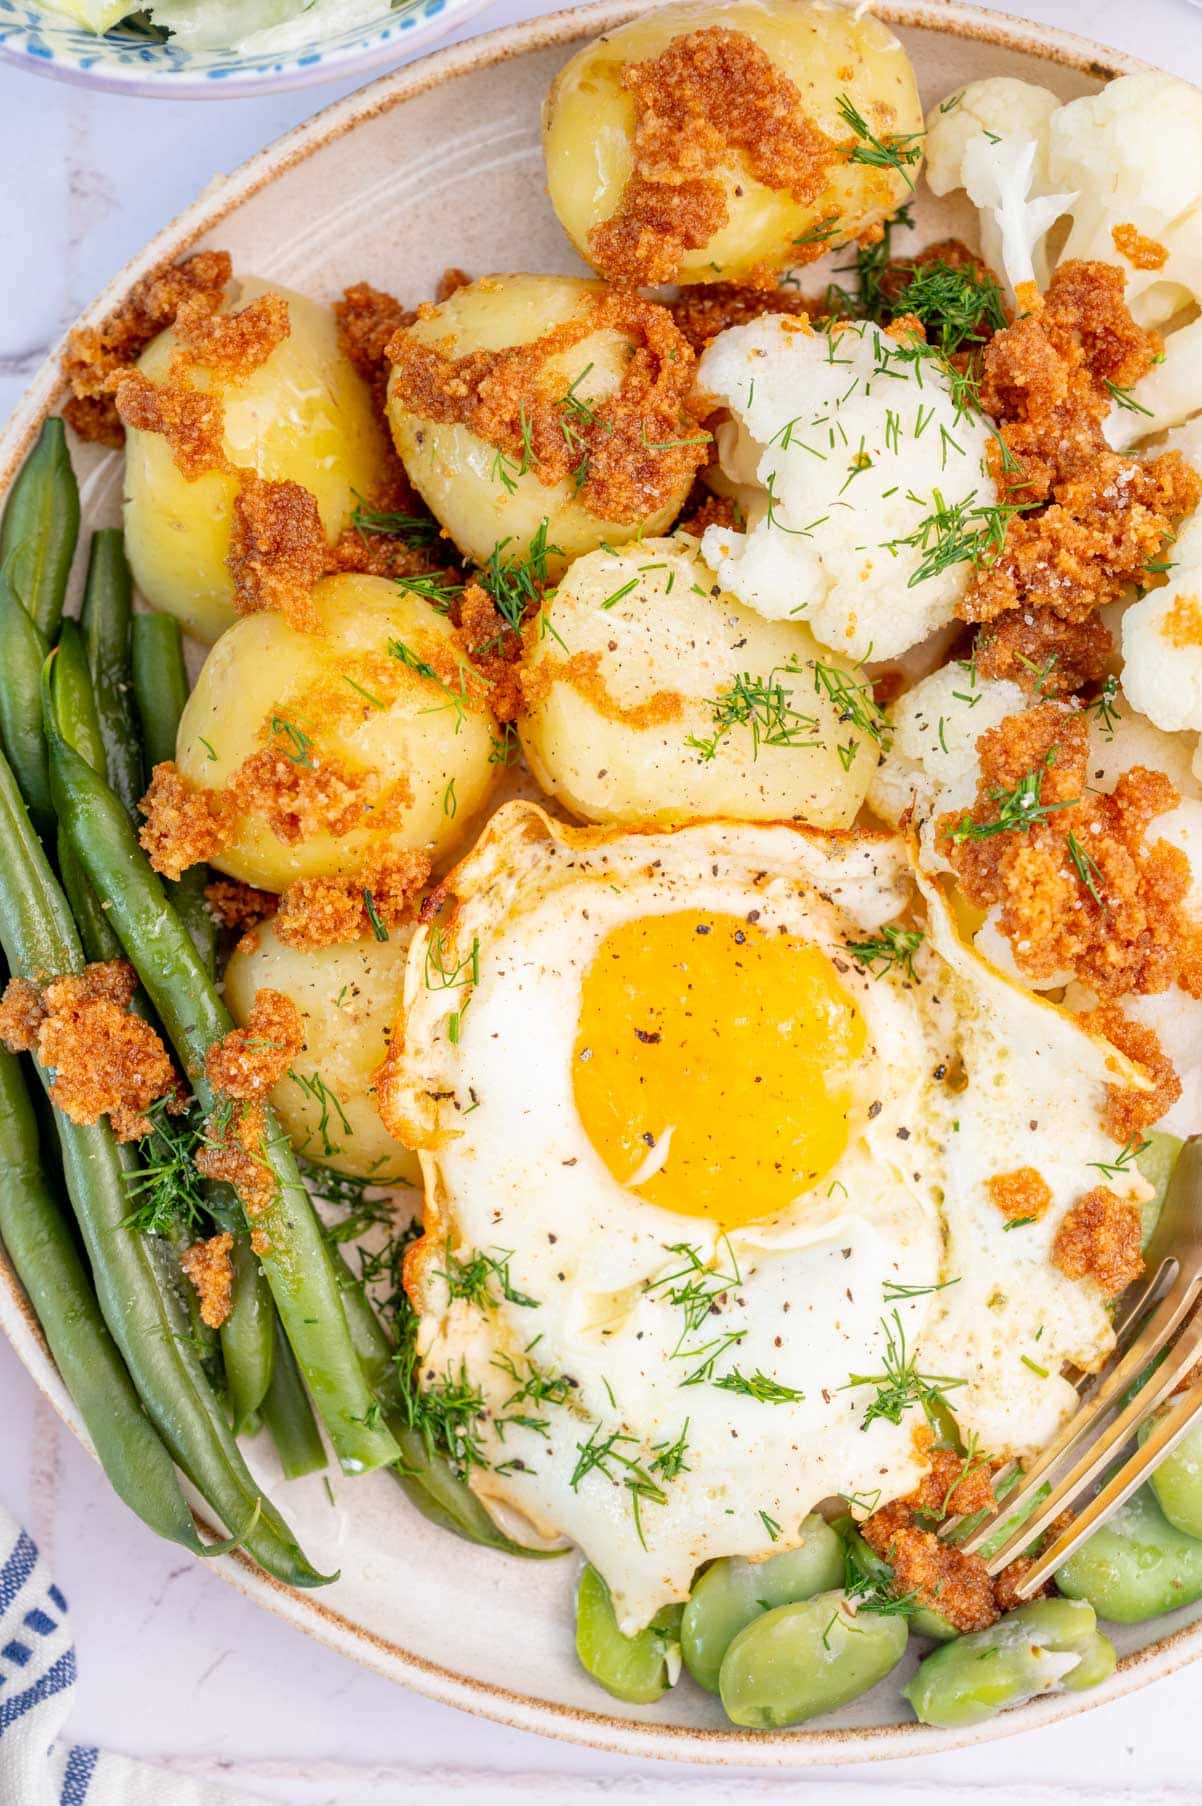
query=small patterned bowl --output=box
[0,0,495,96]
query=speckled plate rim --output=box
[0,0,1195,1766]
[0,0,498,100]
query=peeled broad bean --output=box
[904,1599,1109,1728]
[681,1514,844,1692]
[1056,1484,1202,1622]
[575,1564,683,1705]
[1137,1130,1183,1246]
[1142,1412,1202,1540]
[718,1591,908,1729]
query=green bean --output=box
[130,613,215,975]
[681,1515,844,1692]
[0,1042,203,1552]
[719,1590,909,1728]
[58,838,124,964]
[0,589,51,839]
[576,1564,683,1705]
[43,685,400,1478]
[146,1214,224,1394]
[261,1309,327,1480]
[903,1598,1113,1727]
[0,419,78,640]
[331,1247,563,1554]
[0,742,329,1585]
[81,529,143,823]
[1056,1483,1202,1621]
[222,1230,276,1435]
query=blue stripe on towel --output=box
[60,1744,99,1804]
[0,1650,77,1738]
[0,1532,36,1614]
[24,1609,57,1637]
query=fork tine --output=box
[955,1262,1199,1555]
[980,1300,1202,1574]
[1008,1370,1202,1598]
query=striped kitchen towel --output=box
[0,1510,265,1806]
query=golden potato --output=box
[542,0,923,287]
[519,538,877,827]
[176,572,498,891]
[385,273,703,571]
[124,278,388,643]
[225,920,419,1184]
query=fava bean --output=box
[576,1565,683,1705]
[1056,1484,1202,1622]
[1138,1130,1183,1246]
[904,1598,1110,1727]
[718,1591,908,1729]
[1138,1409,1202,1541]
[682,1515,844,1692]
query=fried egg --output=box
[381,802,1148,1632]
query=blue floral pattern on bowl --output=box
[0,0,488,95]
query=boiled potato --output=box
[519,538,875,827]
[225,920,419,1184]
[385,274,697,572]
[125,277,388,643]
[543,0,923,286]
[176,572,498,890]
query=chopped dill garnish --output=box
[288,1069,353,1158]
[125,1101,208,1236]
[269,715,314,767]
[836,93,924,191]
[387,638,481,733]
[362,889,389,942]
[686,657,821,762]
[882,1276,960,1303]
[1090,1134,1151,1180]
[846,923,924,981]
[946,746,1079,844]
[396,572,464,610]
[842,1532,922,1618]
[351,494,440,546]
[882,488,1032,587]
[842,1310,966,1430]
[436,1242,539,1310]
[711,1369,805,1404]
[888,260,1007,356]
[759,1510,782,1542]
[1103,378,1153,416]
[1067,831,1106,909]
[1087,674,1122,740]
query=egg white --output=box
[382,802,1148,1631]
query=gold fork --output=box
[951,1136,1202,1596]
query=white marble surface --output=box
[5,0,1202,1799]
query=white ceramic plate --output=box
[3,0,1200,1765]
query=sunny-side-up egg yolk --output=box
[380,802,1150,1632]
[573,910,864,1231]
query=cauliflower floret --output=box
[924,78,1075,299]
[1122,504,1202,741]
[868,663,1024,834]
[697,316,997,663]
[1106,318,1202,452]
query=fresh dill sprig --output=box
[396,572,465,611]
[811,661,891,747]
[711,1370,805,1404]
[423,926,480,993]
[1087,674,1122,740]
[842,1531,922,1619]
[881,488,1031,588]
[288,1069,353,1159]
[436,1242,539,1311]
[946,746,1079,844]
[686,658,821,762]
[836,93,924,191]
[1090,1134,1151,1180]
[842,1310,966,1430]
[472,519,563,647]
[125,1101,209,1237]
[645,1238,742,1351]
[846,923,924,981]
[882,1276,960,1303]
[351,493,441,547]
[1103,378,1153,417]
[888,260,1007,355]
[269,715,314,767]
[1067,831,1106,909]
[387,637,481,732]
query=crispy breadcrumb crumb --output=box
[195,1099,275,1216]
[986,1167,1053,1222]
[862,1442,1013,1633]
[227,471,326,632]
[204,879,278,935]
[1053,1186,1143,1297]
[272,853,431,950]
[1111,223,1168,272]
[114,370,227,481]
[334,281,415,412]
[975,609,1112,697]
[586,28,836,286]
[139,762,236,881]
[179,1231,235,1330]
[205,990,303,1100]
[1082,1003,1184,1140]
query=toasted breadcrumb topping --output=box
[272,854,431,950]
[0,962,182,1142]
[862,1440,1034,1633]
[195,1098,275,1217]
[139,762,237,881]
[114,370,228,481]
[206,989,303,1100]
[204,879,278,935]
[228,472,327,633]
[174,291,290,383]
[61,249,232,446]
[387,291,708,526]
[1053,1186,1143,1297]
[1111,222,1168,272]
[940,701,1202,1000]
[1081,1003,1183,1142]
[670,281,815,352]
[179,1231,235,1330]
[334,280,416,413]
[986,1167,1053,1222]
[585,28,837,286]
[975,609,1112,697]
[1161,592,1202,649]
[965,262,1200,629]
